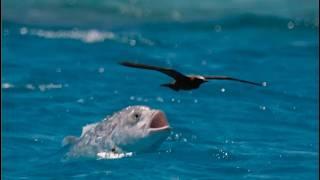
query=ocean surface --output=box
[2,1,319,179]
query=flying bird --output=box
[120,61,264,91]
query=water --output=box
[2,1,319,179]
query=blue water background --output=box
[2,1,319,179]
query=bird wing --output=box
[203,75,263,86]
[120,61,189,81]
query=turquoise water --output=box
[2,2,319,179]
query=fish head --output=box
[113,105,171,152]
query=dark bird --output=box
[120,61,264,91]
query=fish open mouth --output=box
[149,111,170,132]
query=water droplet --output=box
[172,10,181,20]
[259,105,266,110]
[26,84,35,90]
[77,98,85,103]
[2,83,14,89]
[262,82,267,87]
[129,39,136,46]
[98,67,105,73]
[288,21,295,29]
[156,97,164,102]
[20,27,28,35]
[214,25,222,32]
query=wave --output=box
[18,27,155,45]
[3,0,319,28]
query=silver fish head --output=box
[112,105,171,152]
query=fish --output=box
[63,106,170,158]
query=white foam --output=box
[23,28,155,46]
[97,152,133,159]
[29,29,115,43]
[287,21,295,29]
[26,84,36,90]
[2,83,14,89]
[156,97,164,102]
[38,83,63,91]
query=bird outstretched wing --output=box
[120,61,189,81]
[203,75,263,86]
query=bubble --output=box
[130,96,135,100]
[288,21,295,30]
[221,88,226,92]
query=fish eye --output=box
[133,113,140,120]
[130,112,141,124]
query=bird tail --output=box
[160,83,179,91]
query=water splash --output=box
[97,152,133,160]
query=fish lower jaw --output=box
[149,125,171,133]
